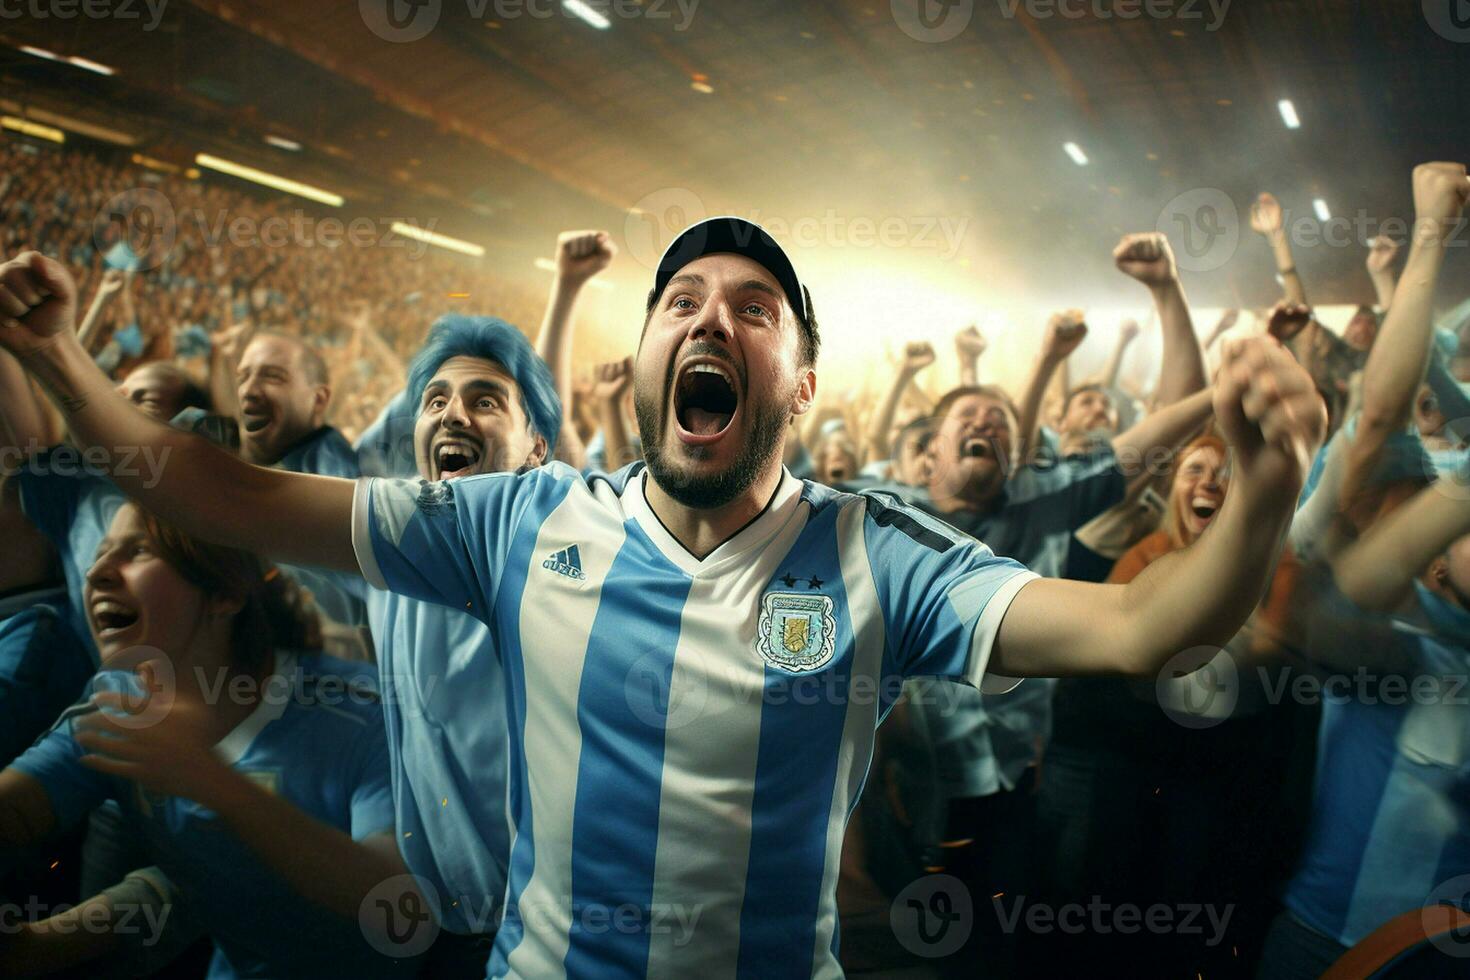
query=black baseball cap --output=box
[652,217,810,328]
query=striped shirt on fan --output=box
[351,461,1035,979]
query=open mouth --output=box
[91,598,140,638]
[674,361,739,444]
[961,436,994,460]
[1189,498,1220,524]
[435,440,483,480]
[240,403,272,434]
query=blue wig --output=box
[404,315,561,455]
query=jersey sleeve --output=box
[351,469,555,622]
[861,493,1038,692]
[15,457,90,546]
[8,686,116,832]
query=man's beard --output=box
[635,380,791,510]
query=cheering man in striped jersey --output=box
[0,217,1324,978]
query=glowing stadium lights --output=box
[67,56,116,76]
[265,136,303,152]
[1278,99,1300,129]
[392,222,486,258]
[563,0,611,29]
[19,45,64,63]
[194,153,344,207]
[18,46,116,75]
[1313,198,1331,221]
[1063,142,1089,166]
[1,116,64,143]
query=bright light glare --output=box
[392,222,485,258]
[563,0,611,28]
[194,153,345,207]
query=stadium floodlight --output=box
[563,0,611,29]
[194,153,345,207]
[67,56,116,76]
[392,222,486,258]
[1,116,64,143]
[1063,142,1089,166]
[18,47,116,75]
[1313,198,1331,222]
[265,136,303,152]
[18,45,64,63]
[1278,99,1300,129]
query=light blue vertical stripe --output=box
[736,507,851,979]
[561,522,692,978]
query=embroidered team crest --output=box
[757,592,836,673]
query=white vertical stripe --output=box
[503,492,627,980]
[810,500,887,978]
[643,500,813,977]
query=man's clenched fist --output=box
[1215,336,1326,499]
[1113,233,1178,287]
[0,251,78,357]
[555,230,616,283]
[1042,309,1088,363]
[1411,162,1470,243]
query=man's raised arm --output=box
[992,336,1325,678]
[1113,232,1206,406]
[0,252,357,573]
[1349,163,1470,494]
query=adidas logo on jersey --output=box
[542,544,587,581]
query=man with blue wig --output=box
[216,313,560,975]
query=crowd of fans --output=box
[0,134,1468,980]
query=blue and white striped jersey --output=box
[351,462,1035,979]
[1285,581,1470,948]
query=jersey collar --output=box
[214,651,298,766]
[624,468,804,576]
